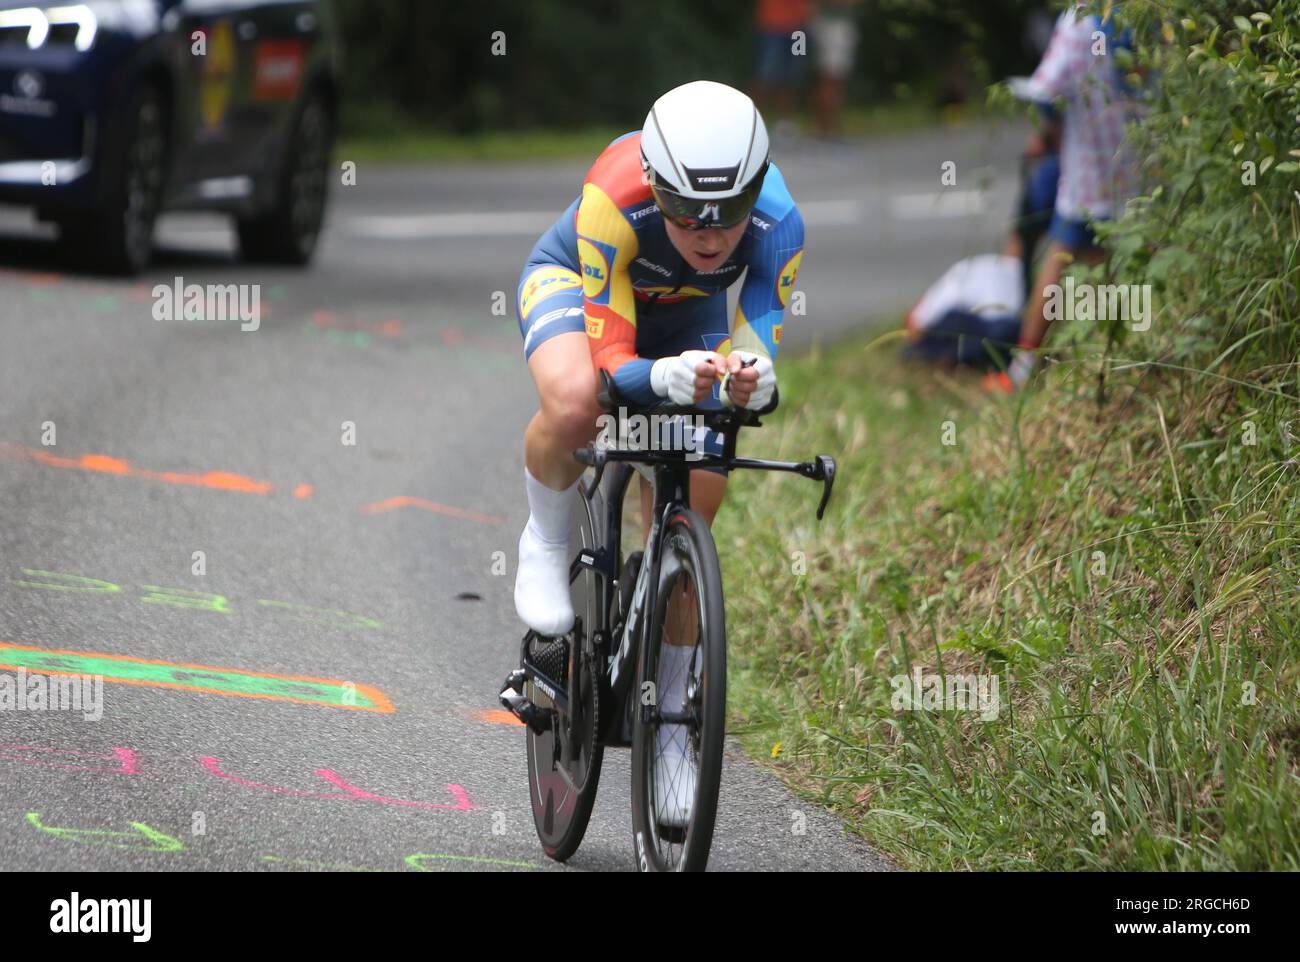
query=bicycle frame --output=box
[507,378,836,756]
[570,403,836,749]
[573,454,690,748]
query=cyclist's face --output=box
[663,218,748,273]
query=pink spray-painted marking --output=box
[200,756,474,811]
[0,744,141,774]
[0,743,473,812]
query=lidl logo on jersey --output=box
[776,250,803,307]
[577,235,616,304]
[519,266,582,318]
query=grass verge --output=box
[713,325,1300,870]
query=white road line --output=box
[339,189,987,241]
[888,190,987,220]
[346,211,558,239]
[344,200,868,240]
[797,199,861,225]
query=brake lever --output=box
[814,455,836,521]
[572,443,607,492]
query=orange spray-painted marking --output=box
[359,495,501,526]
[0,443,275,495]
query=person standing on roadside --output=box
[811,0,862,138]
[985,4,1141,393]
[753,0,814,129]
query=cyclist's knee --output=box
[690,470,728,525]
[542,373,602,449]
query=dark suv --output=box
[0,0,339,273]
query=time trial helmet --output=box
[640,80,770,230]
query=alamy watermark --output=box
[152,276,260,331]
[595,407,707,461]
[50,893,150,942]
[0,670,104,721]
[1044,276,1152,332]
[890,667,1000,721]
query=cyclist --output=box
[511,80,805,824]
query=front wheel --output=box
[630,506,726,872]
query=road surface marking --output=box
[346,201,869,239]
[0,641,395,712]
[347,211,557,239]
[889,190,987,220]
[0,443,278,495]
[360,495,502,526]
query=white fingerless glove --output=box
[650,350,716,405]
[722,350,776,410]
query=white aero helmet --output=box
[640,80,770,229]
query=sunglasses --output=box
[650,164,768,231]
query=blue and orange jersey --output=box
[525,131,804,403]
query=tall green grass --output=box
[715,331,1299,870]
[711,0,1299,872]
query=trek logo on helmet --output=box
[684,166,739,191]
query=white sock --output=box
[524,465,577,545]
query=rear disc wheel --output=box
[525,473,605,861]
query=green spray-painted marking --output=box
[140,585,231,613]
[27,813,185,851]
[405,852,538,871]
[12,570,122,593]
[255,599,383,630]
[12,568,382,629]
[0,645,388,711]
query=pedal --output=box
[498,668,555,736]
[499,667,526,699]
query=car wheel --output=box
[63,83,167,275]
[237,91,332,265]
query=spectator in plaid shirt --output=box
[985,4,1141,393]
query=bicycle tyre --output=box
[629,506,726,872]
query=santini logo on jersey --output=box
[635,257,672,277]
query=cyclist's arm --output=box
[576,182,657,403]
[732,204,804,362]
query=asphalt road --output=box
[0,120,1021,872]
